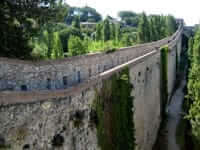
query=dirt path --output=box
[166,78,186,150]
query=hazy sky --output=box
[66,0,199,26]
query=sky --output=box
[66,0,200,26]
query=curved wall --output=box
[0,25,182,91]
[0,24,183,150]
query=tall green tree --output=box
[137,12,150,43]
[96,23,103,41]
[103,19,111,42]
[72,16,81,29]
[149,15,167,41]
[54,2,69,23]
[51,32,64,59]
[186,27,200,142]
[192,29,200,65]
[0,0,61,59]
[165,15,177,36]
[110,23,116,40]
[149,17,157,41]
[157,15,167,39]
[47,30,54,58]
[115,24,121,42]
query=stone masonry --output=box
[0,23,183,150]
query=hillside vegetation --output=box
[185,27,200,149]
[0,0,177,60]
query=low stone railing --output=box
[0,24,183,92]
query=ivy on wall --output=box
[185,30,200,149]
[174,46,181,90]
[92,67,135,150]
[176,47,179,73]
[160,45,169,116]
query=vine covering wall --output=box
[186,29,200,149]
[0,29,182,150]
[161,45,168,116]
[92,67,135,150]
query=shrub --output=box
[68,36,87,56]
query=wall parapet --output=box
[0,24,184,150]
[0,50,157,106]
[0,25,183,92]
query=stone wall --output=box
[0,25,182,92]
[0,49,161,150]
[0,25,183,150]
[0,91,99,150]
[0,45,159,91]
[130,51,161,150]
[167,46,177,97]
[168,33,182,98]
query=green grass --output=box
[87,40,127,53]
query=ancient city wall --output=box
[0,25,183,150]
[0,25,182,92]
[0,49,161,150]
[130,51,161,150]
[0,44,160,91]
[167,31,182,98]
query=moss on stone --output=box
[176,47,179,73]
[161,45,168,116]
[93,67,135,150]
[105,48,116,54]
[0,144,11,150]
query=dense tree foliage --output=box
[0,1,178,59]
[118,11,139,27]
[149,15,166,41]
[103,19,111,42]
[137,13,177,43]
[66,6,102,24]
[118,11,137,20]
[0,0,65,59]
[165,15,177,36]
[137,13,150,43]
[186,27,200,142]
[96,23,103,41]
[72,16,81,29]
[79,6,102,22]
[68,36,86,56]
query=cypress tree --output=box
[110,23,116,40]
[115,24,121,42]
[51,32,63,59]
[103,19,111,42]
[72,16,81,29]
[96,23,102,41]
[165,15,177,36]
[137,12,150,43]
[149,18,157,41]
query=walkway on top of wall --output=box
[0,24,183,100]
